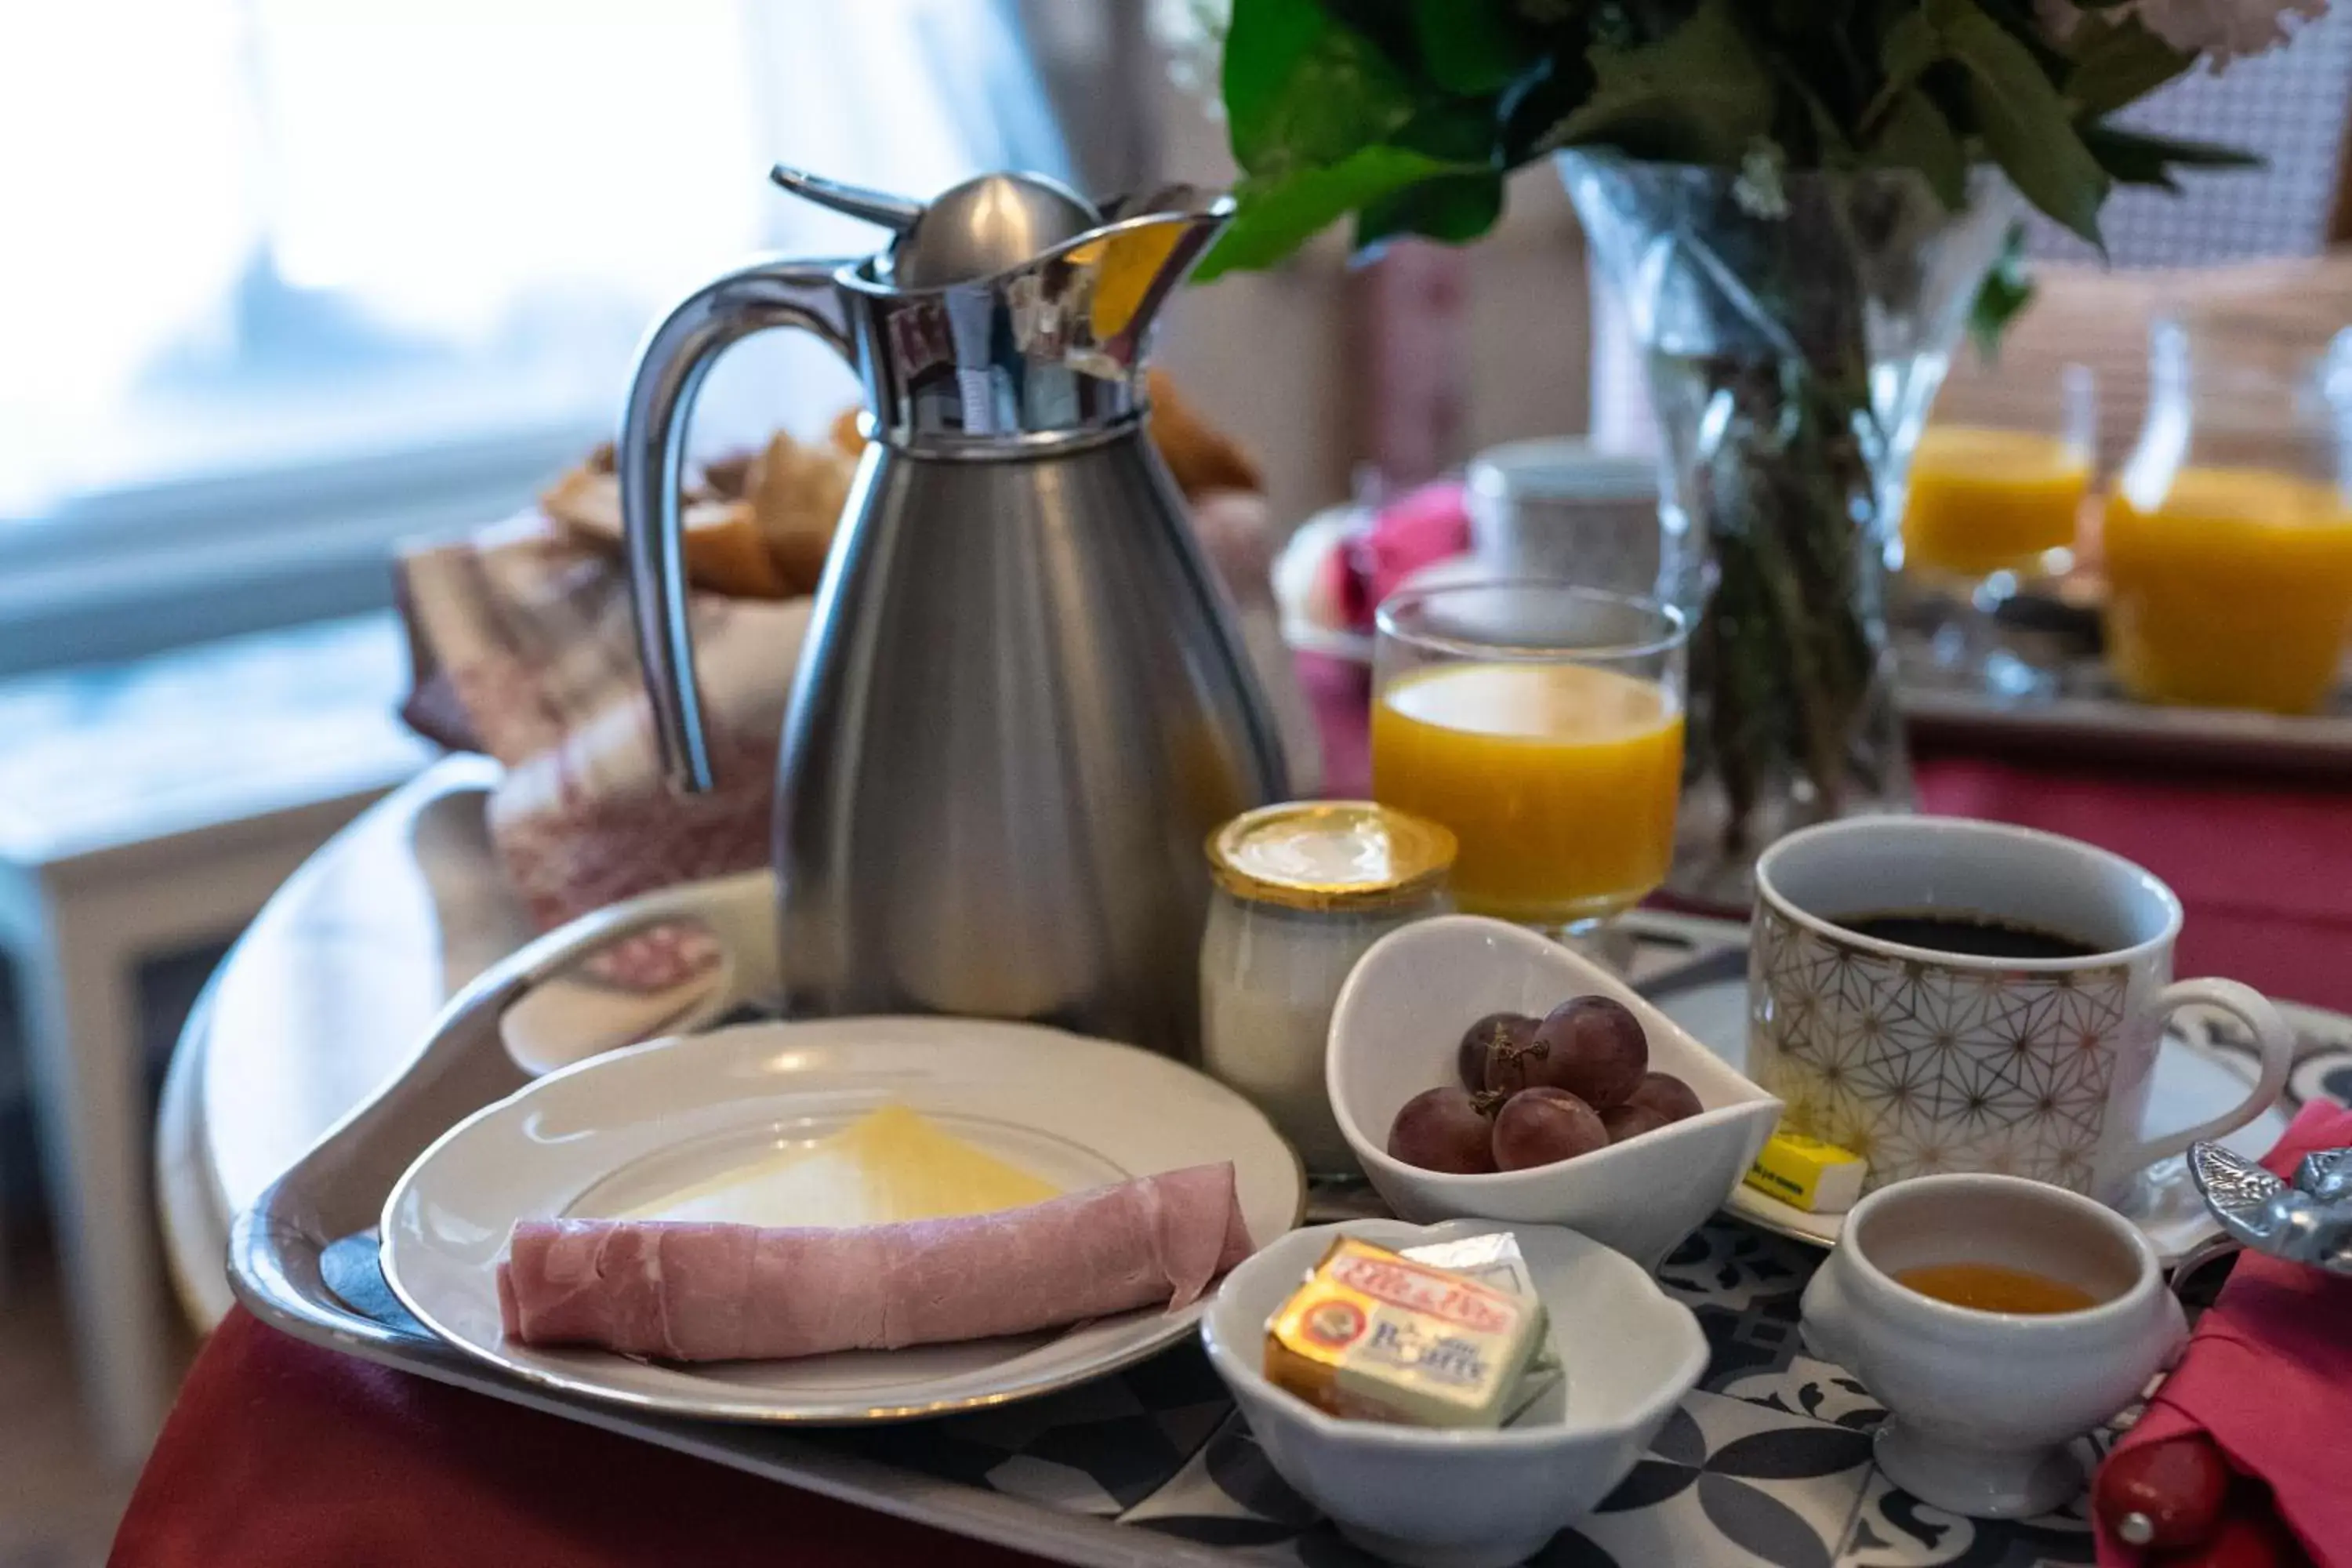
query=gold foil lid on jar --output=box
[1207,801,1456,912]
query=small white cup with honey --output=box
[1799,1172,2187,1519]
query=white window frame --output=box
[0,419,604,676]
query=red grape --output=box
[1516,996,1649,1109]
[1601,1102,1672,1144]
[1625,1071,1703,1123]
[1457,1012,1539,1092]
[1490,1087,1608,1171]
[1388,1087,1498,1174]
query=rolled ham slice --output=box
[496,1161,1254,1361]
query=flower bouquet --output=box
[1189,0,2316,898]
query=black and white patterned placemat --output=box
[822,1215,2088,1568]
[804,996,2352,1568]
[425,920,2347,1568]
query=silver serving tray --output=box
[1901,683,2352,778]
[1891,594,2352,778]
[227,877,1747,1568]
[228,874,1242,1568]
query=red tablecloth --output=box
[110,1305,1048,1568]
[114,676,2352,1567]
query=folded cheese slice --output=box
[496,1162,1254,1362]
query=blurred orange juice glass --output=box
[2104,466,2352,713]
[1371,584,1688,933]
[1902,426,2090,579]
[2102,316,2352,714]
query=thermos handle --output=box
[620,256,859,792]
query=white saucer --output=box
[382,1016,1305,1423]
[1651,971,2304,1261]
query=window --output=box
[0,0,1078,668]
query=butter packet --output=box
[1399,1231,1563,1418]
[1265,1237,1544,1428]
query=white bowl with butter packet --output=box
[1201,1218,1706,1568]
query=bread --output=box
[1147,368,1262,499]
[540,466,793,599]
[538,369,1263,600]
[540,419,862,600]
[746,430,855,594]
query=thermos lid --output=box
[1207,801,1456,912]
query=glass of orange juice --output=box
[1900,365,2096,694]
[1371,583,1687,958]
[2103,318,2352,713]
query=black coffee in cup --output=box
[1831,912,2097,962]
[1753,816,2294,1203]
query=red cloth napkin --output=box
[109,1308,1050,1568]
[2093,1102,2352,1568]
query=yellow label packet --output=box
[1744,1130,1867,1214]
[1264,1236,1544,1428]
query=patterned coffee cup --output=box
[1750,817,2294,1203]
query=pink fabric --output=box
[498,1165,1254,1361]
[2094,1103,2352,1567]
[1330,481,1470,633]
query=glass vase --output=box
[1560,152,2017,906]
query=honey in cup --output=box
[1893,1261,2101,1316]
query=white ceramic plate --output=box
[1650,970,2299,1260]
[381,1017,1306,1423]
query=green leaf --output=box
[1356,169,1509,246]
[1868,89,1967,207]
[1413,0,1534,94]
[1390,96,1504,163]
[2079,121,2262,187]
[1966,220,2034,361]
[1934,0,2108,244]
[1223,0,1327,166]
[2063,13,2196,114]
[1868,8,1943,122]
[1222,0,1421,176]
[1538,0,1774,165]
[1768,49,1856,165]
[1194,146,1483,279]
[1355,96,1506,243]
[1972,0,2078,77]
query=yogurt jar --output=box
[1200,802,1455,1176]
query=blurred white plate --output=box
[382,1016,1305,1423]
[1271,507,1487,666]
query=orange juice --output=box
[1901,427,2089,578]
[2103,466,2352,713]
[1370,662,1682,922]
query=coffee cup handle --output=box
[2122,978,2296,1173]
